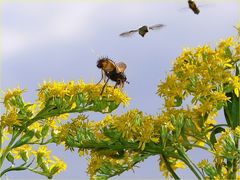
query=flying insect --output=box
[119,24,165,37]
[188,0,200,14]
[96,57,129,95]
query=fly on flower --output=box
[96,57,129,95]
[119,24,165,37]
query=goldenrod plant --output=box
[0,35,239,179]
[0,81,130,179]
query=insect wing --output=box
[149,24,165,30]
[102,59,116,72]
[116,62,127,73]
[119,30,138,37]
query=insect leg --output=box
[96,70,105,84]
[120,81,124,88]
[114,82,118,89]
[102,72,107,82]
[100,77,110,95]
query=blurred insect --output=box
[96,57,129,95]
[188,0,200,14]
[119,24,165,37]
[180,0,214,15]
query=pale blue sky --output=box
[1,1,239,179]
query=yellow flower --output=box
[49,156,67,175]
[234,126,240,137]
[33,145,52,160]
[37,80,130,109]
[214,128,237,158]
[29,121,42,132]
[108,109,158,150]
[87,152,103,178]
[229,76,240,97]
[159,156,185,178]
[12,144,33,160]
[1,128,10,143]
[3,88,26,109]
[198,159,209,168]
[218,36,234,49]
[1,108,21,128]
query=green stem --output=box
[211,124,228,128]
[162,153,180,180]
[28,169,52,179]
[181,157,202,179]
[0,166,27,177]
[27,138,54,145]
[0,130,21,169]
[27,106,89,127]
[185,133,211,148]
[177,149,204,179]
[190,144,210,151]
[0,159,34,177]
[184,153,205,179]
[229,136,239,179]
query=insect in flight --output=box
[119,24,165,37]
[181,0,213,15]
[96,57,129,95]
[188,0,200,14]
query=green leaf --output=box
[174,96,182,107]
[236,64,240,76]
[224,90,240,129]
[102,128,122,140]
[6,152,15,164]
[225,47,232,58]
[210,126,225,145]
[224,99,232,126]
[41,124,49,137]
[20,151,29,162]
[11,130,35,149]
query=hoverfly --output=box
[181,0,213,15]
[188,0,200,14]
[96,57,129,95]
[119,24,165,37]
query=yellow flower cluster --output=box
[214,128,237,159]
[159,156,185,178]
[57,114,88,143]
[158,37,239,114]
[99,109,159,150]
[7,141,67,177]
[198,159,229,179]
[157,37,240,143]
[3,87,26,110]
[38,80,130,109]
[12,144,33,160]
[1,108,21,129]
[32,145,67,176]
[87,150,140,179]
